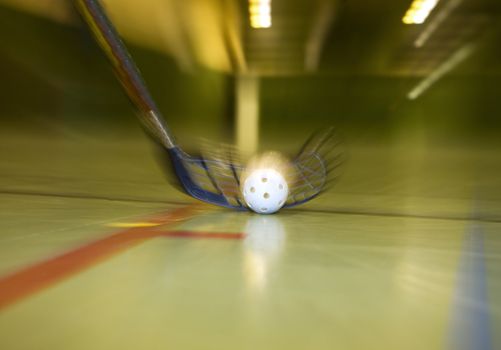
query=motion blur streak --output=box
[414,0,463,47]
[305,0,335,72]
[407,43,475,100]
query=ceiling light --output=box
[402,0,440,25]
[249,0,272,29]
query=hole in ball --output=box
[250,187,255,193]
[263,192,270,199]
[279,184,283,190]
[262,177,268,183]
[261,207,267,211]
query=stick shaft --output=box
[74,0,175,148]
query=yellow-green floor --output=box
[0,122,500,350]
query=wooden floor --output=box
[0,120,500,350]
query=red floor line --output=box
[161,231,245,239]
[0,205,242,311]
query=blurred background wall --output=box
[0,1,235,144]
[0,0,500,149]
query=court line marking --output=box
[448,221,492,350]
[289,207,501,223]
[4,189,500,223]
[0,205,243,311]
[106,222,163,228]
[0,189,189,206]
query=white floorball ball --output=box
[242,168,288,214]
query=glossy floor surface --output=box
[0,121,500,350]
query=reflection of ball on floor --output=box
[244,215,286,255]
[242,168,289,214]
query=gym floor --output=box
[1,0,501,349]
[0,119,500,350]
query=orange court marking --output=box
[0,205,243,310]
